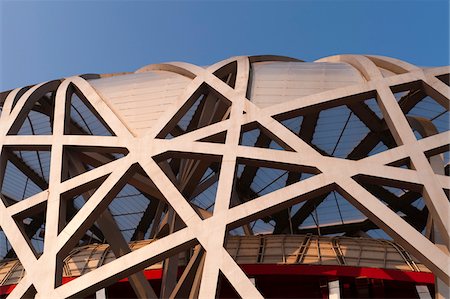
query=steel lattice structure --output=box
[0,55,449,298]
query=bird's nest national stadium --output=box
[0,55,449,299]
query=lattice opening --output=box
[274,91,399,160]
[157,83,232,139]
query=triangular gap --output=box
[0,227,15,260]
[311,106,367,157]
[57,163,192,297]
[391,80,424,104]
[386,157,413,170]
[366,141,389,157]
[213,61,238,88]
[22,284,38,298]
[10,200,48,258]
[296,190,368,236]
[198,131,227,144]
[16,90,55,135]
[436,73,449,86]
[126,165,184,242]
[11,86,33,111]
[59,161,187,247]
[153,151,222,218]
[364,98,384,119]
[110,182,165,242]
[305,183,426,240]
[279,115,303,135]
[58,162,180,244]
[61,145,129,182]
[391,82,449,138]
[0,147,51,206]
[254,184,367,236]
[353,175,427,233]
[239,122,294,151]
[8,87,56,135]
[232,158,320,209]
[273,91,399,159]
[157,83,232,139]
[62,174,109,244]
[107,164,188,243]
[66,83,116,136]
[423,146,449,176]
[216,270,241,299]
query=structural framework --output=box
[0,55,449,298]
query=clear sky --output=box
[0,0,449,91]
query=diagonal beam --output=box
[361,184,426,230]
[55,227,197,299]
[274,113,319,233]
[169,246,206,299]
[336,176,450,283]
[6,150,48,190]
[237,131,271,195]
[68,153,157,298]
[398,88,427,113]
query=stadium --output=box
[0,55,448,298]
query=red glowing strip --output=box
[239,264,435,284]
[0,265,434,295]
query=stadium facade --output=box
[0,55,449,299]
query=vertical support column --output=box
[416,285,432,299]
[434,279,449,299]
[328,280,340,299]
[160,207,179,298]
[95,288,107,299]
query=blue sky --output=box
[1,0,449,91]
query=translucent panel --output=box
[69,94,113,136]
[108,184,149,242]
[1,161,43,203]
[17,110,52,135]
[13,151,50,182]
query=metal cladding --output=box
[0,235,433,287]
[0,55,449,298]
